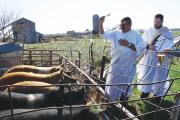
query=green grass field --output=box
[24,33,180,120]
[172,31,180,36]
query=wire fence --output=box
[0,36,179,120]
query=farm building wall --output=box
[0,51,22,68]
[12,18,38,44]
[0,42,22,75]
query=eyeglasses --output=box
[120,24,127,27]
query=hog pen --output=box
[0,38,179,120]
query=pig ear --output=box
[59,68,64,76]
[57,86,64,105]
[59,63,64,67]
[59,64,68,71]
[57,69,64,84]
[57,85,64,96]
[64,70,72,76]
[94,91,101,104]
[80,87,86,93]
[84,86,91,101]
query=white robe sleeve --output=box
[155,31,174,52]
[101,31,114,41]
[142,30,149,45]
[142,28,160,45]
[101,30,124,48]
[135,33,146,56]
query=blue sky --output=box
[0,0,180,34]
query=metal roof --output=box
[0,42,22,53]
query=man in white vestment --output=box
[137,14,174,101]
[99,16,145,101]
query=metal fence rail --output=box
[22,49,81,67]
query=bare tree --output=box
[0,8,21,42]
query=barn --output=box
[12,17,42,44]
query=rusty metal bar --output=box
[7,86,14,120]
[100,56,106,79]
[68,84,73,120]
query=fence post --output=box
[173,93,180,120]
[99,56,106,79]
[50,50,52,66]
[78,52,81,68]
[41,50,43,66]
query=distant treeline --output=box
[170,28,180,32]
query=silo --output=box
[92,14,99,34]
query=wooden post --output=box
[173,93,180,120]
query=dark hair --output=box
[121,17,132,24]
[155,14,164,22]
